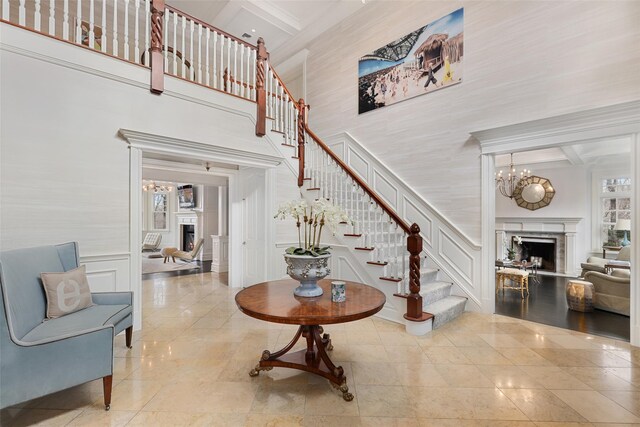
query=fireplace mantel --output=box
[495,217,582,276]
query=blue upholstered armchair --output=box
[0,242,133,410]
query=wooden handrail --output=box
[304,126,411,234]
[164,4,257,50]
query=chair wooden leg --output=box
[172,256,175,263]
[125,326,133,349]
[163,257,167,263]
[103,375,112,411]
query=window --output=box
[151,192,169,230]
[599,177,631,246]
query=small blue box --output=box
[331,281,346,302]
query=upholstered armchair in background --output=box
[583,269,630,316]
[142,232,162,252]
[581,246,630,277]
[173,238,204,263]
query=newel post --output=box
[149,0,164,94]
[405,223,424,320]
[255,37,268,137]
[297,99,306,187]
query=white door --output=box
[239,167,266,286]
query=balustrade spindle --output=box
[143,0,149,62]
[18,0,25,26]
[239,44,245,97]
[197,23,202,83]
[63,0,69,39]
[48,0,54,35]
[34,0,41,31]
[102,0,107,53]
[112,0,118,56]
[213,32,218,88]
[226,36,231,91]
[2,0,9,21]
[134,0,140,62]
[180,16,186,77]
[402,232,407,294]
[205,28,210,85]
[75,0,81,43]
[246,47,251,99]
[188,19,193,80]
[163,11,169,69]
[123,0,129,59]
[171,12,177,73]
[88,0,95,49]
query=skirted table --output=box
[235,279,385,401]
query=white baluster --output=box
[245,46,250,99]
[18,0,25,26]
[212,31,218,88]
[233,40,238,94]
[133,0,140,63]
[402,232,407,294]
[143,0,149,62]
[197,23,202,83]
[172,12,177,74]
[180,15,186,77]
[226,36,230,91]
[75,0,81,43]
[88,0,95,49]
[205,28,210,86]
[239,44,244,98]
[394,225,399,278]
[34,0,41,31]
[188,19,193,80]
[112,0,118,56]
[48,0,55,35]
[102,0,107,53]
[219,35,224,89]
[62,0,69,39]
[164,10,170,70]
[2,0,9,21]
[250,49,256,101]
[122,0,129,59]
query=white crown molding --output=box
[473,101,640,155]
[119,129,283,168]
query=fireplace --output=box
[181,224,195,251]
[515,236,557,272]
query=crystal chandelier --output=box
[495,154,531,199]
[142,181,173,192]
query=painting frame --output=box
[358,8,464,114]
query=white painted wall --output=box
[303,0,640,242]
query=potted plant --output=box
[506,235,523,260]
[275,198,349,297]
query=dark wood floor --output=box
[495,273,630,341]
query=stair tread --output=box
[419,281,452,294]
[423,295,467,313]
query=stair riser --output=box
[432,299,466,329]
[420,283,451,306]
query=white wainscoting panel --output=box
[402,196,433,247]
[81,254,131,293]
[438,230,474,287]
[372,170,398,210]
[347,147,369,181]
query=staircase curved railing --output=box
[1,0,429,323]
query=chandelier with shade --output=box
[142,181,174,192]
[495,154,532,199]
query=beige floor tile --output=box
[127,411,247,426]
[444,332,493,348]
[352,361,401,385]
[356,385,415,418]
[415,332,455,348]
[385,345,431,364]
[378,331,420,347]
[142,381,258,413]
[245,413,304,426]
[457,347,513,365]
[599,390,640,416]
[303,384,359,416]
[66,408,137,426]
[478,333,527,348]
[332,344,391,363]
[501,388,587,422]
[508,334,565,349]
[408,387,527,420]
[433,364,495,388]
[498,348,555,366]
[419,421,535,427]
[126,357,227,383]
[104,379,165,411]
[346,330,383,345]
[545,335,602,350]
[303,415,362,427]
[423,346,473,364]
[0,408,83,426]
[551,390,640,423]
[532,349,598,367]
[519,366,592,390]
[360,416,420,426]
[477,365,544,389]
[565,367,638,391]
[250,383,307,415]
[394,363,449,387]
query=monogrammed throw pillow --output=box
[41,265,94,319]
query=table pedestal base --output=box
[248,325,353,401]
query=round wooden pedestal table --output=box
[235,279,385,401]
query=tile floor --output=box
[3,272,640,426]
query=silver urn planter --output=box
[284,253,331,297]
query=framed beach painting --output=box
[358,8,464,114]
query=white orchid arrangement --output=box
[506,235,523,259]
[275,198,350,256]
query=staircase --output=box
[0,0,468,333]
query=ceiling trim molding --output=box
[473,101,640,155]
[119,129,283,168]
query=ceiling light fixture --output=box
[142,180,173,192]
[495,153,531,199]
